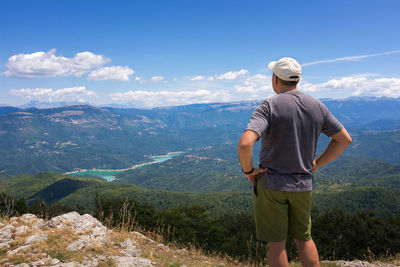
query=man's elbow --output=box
[346,136,352,145]
[238,130,259,151]
[343,130,352,146]
[332,128,352,147]
[339,135,352,149]
[238,139,253,150]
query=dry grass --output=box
[32,227,81,262]
[297,262,341,267]
[95,204,400,267]
[97,201,248,266]
[32,227,125,264]
[105,224,247,267]
[0,215,7,223]
[370,253,400,266]
[98,260,118,267]
[124,230,243,267]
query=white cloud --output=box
[87,65,134,81]
[190,75,206,81]
[109,89,232,107]
[300,74,400,97]
[209,69,249,81]
[233,72,400,99]
[190,69,249,82]
[234,74,272,94]
[4,49,110,78]
[298,81,319,92]
[134,76,165,83]
[9,86,97,102]
[149,76,164,82]
[302,50,400,66]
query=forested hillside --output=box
[3,172,400,217]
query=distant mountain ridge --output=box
[3,96,400,129]
[20,100,91,109]
[322,96,400,130]
[1,96,400,175]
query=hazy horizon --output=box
[1,95,398,110]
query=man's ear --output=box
[273,74,278,85]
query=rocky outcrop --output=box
[0,212,154,267]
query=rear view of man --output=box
[238,57,352,267]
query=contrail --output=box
[302,50,400,66]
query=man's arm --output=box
[313,128,352,172]
[238,130,267,184]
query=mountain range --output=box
[1,96,400,175]
[2,96,400,216]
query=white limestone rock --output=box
[24,233,48,245]
[45,212,107,237]
[32,218,45,230]
[55,261,85,267]
[10,218,20,226]
[111,256,153,267]
[0,224,15,249]
[7,244,31,256]
[156,243,170,251]
[29,257,61,266]
[121,238,140,257]
[81,258,99,267]
[325,261,399,267]
[0,242,10,249]
[67,234,106,251]
[15,225,29,236]
[20,213,38,224]
[0,213,157,267]
[0,224,15,239]
[67,238,90,251]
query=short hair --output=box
[276,76,299,87]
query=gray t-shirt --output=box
[246,90,343,192]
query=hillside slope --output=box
[5,172,400,217]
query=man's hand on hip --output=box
[245,168,267,185]
[312,160,319,172]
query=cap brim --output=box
[267,61,276,70]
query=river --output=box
[66,151,183,182]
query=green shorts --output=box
[253,178,312,242]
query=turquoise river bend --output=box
[66,152,183,182]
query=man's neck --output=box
[277,87,297,94]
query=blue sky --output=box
[1,0,400,107]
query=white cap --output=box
[268,57,302,81]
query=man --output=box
[238,57,352,267]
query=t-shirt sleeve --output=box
[246,101,271,137]
[321,104,344,137]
